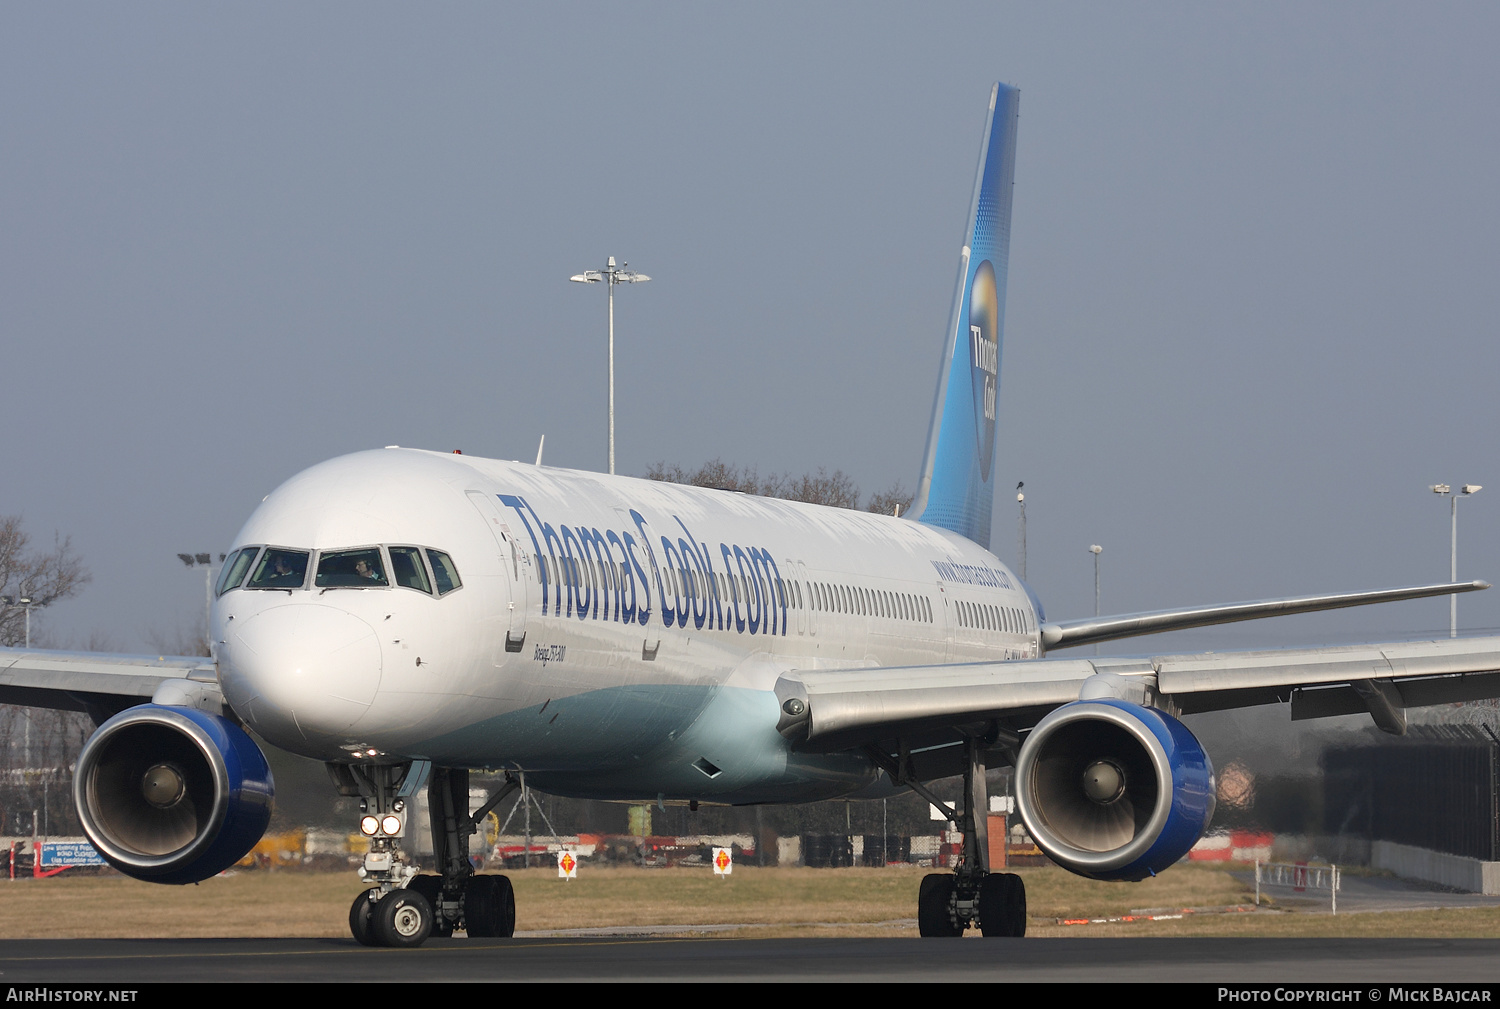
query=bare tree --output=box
[0,516,90,648]
[646,459,785,497]
[647,459,894,513]
[144,619,212,659]
[865,482,914,517]
[782,468,860,509]
[0,520,96,833]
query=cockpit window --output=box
[426,549,462,595]
[316,548,389,588]
[246,548,310,590]
[216,547,260,595]
[389,546,432,594]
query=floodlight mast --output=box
[178,552,225,654]
[1430,483,1483,637]
[1088,544,1103,655]
[1,594,53,649]
[570,257,651,475]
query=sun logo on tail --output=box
[968,259,1000,481]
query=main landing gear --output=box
[870,735,1027,937]
[331,762,520,947]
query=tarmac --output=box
[2,872,1497,983]
[1,935,1497,983]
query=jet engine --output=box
[1013,699,1214,881]
[73,704,274,885]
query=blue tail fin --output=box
[908,83,1019,550]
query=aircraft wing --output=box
[0,647,219,724]
[773,634,1500,752]
[1039,580,1488,650]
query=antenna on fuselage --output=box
[535,434,545,467]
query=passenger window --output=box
[389,546,432,594]
[217,547,259,595]
[427,550,462,595]
[316,548,389,588]
[247,548,310,590]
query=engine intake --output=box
[1014,699,1214,881]
[74,704,274,885]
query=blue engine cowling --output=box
[1013,699,1215,881]
[73,704,274,885]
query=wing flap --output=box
[777,658,1098,745]
[776,635,1500,749]
[1155,636,1500,694]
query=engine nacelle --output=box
[1014,699,1214,881]
[73,704,274,885]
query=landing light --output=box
[380,814,402,836]
[360,815,380,836]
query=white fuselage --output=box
[215,448,1041,803]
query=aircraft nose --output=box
[220,603,382,745]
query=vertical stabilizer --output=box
[906,83,1020,550]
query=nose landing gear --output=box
[332,762,522,947]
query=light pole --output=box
[1016,483,1026,580]
[177,553,225,654]
[0,595,52,648]
[1430,484,1482,638]
[1088,544,1103,655]
[569,257,651,475]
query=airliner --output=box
[4,83,1499,945]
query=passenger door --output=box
[466,491,528,650]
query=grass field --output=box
[3,865,1498,939]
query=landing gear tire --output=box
[464,873,516,937]
[374,889,434,948]
[917,873,962,937]
[977,872,1027,937]
[348,887,382,947]
[407,875,453,937]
